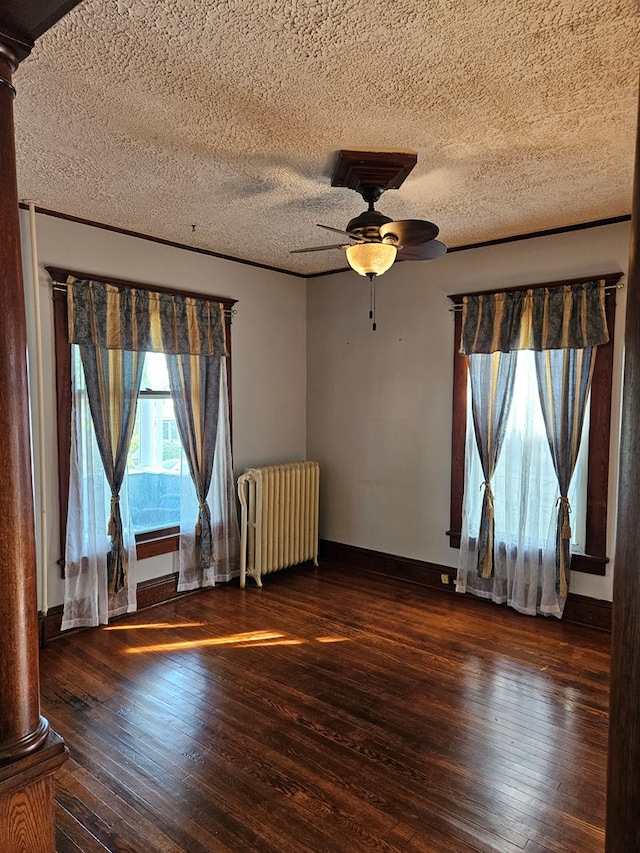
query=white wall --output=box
[20,212,629,612]
[306,222,631,601]
[20,210,307,609]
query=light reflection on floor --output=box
[120,625,349,654]
[105,622,205,631]
[438,653,577,841]
[458,652,579,790]
[104,619,349,724]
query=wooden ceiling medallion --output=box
[330,150,418,194]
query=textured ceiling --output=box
[12,0,640,276]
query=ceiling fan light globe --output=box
[345,242,397,277]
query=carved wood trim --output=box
[0,1,84,63]
[330,150,417,192]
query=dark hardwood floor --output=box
[40,562,610,853]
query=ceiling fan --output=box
[291,181,446,283]
[291,149,446,329]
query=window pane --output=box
[568,403,589,552]
[140,351,170,391]
[128,355,184,534]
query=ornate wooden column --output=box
[606,90,640,851]
[0,39,67,853]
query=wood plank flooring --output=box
[39,562,611,853]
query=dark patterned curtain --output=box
[460,280,609,355]
[166,352,221,589]
[468,351,517,579]
[79,346,144,594]
[535,348,596,597]
[67,277,228,357]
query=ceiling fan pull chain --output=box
[369,274,377,331]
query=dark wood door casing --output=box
[606,92,640,853]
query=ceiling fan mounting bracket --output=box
[330,150,418,195]
[357,184,385,206]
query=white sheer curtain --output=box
[62,346,138,630]
[456,350,588,617]
[176,358,240,590]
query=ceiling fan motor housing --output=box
[346,208,393,242]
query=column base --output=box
[0,715,49,763]
[0,729,68,853]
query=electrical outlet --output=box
[440,573,450,584]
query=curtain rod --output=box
[447,271,623,303]
[448,280,624,312]
[50,277,237,320]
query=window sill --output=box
[446,531,607,576]
[136,527,179,560]
[570,552,608,576]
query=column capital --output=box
[0,43,18,99]
[0,29,32,66]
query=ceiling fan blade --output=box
[379,219,439,246]
[317,224,365,242]
[396,239,447,261]
[290,243,348,254]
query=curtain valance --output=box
[67,277,228,356]
[460,280,608,355]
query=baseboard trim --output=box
[40,572,195,644]
[41,544,613,642]
[319,539,612,632]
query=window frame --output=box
[447,272,621,576]
[50,266,236,568]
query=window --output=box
[463,349,590,551]
[448,273,620,576]
[51,268,236,564]
[128,352,184,535]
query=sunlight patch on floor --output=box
[123,629,349,654]
[105,622,205,631]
